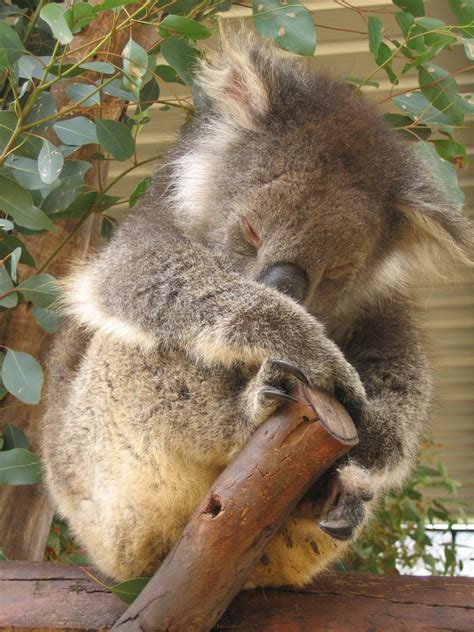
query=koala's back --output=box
[41,330,343,584]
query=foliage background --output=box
[0,0,472,579]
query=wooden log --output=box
[113,385,358,632]
[1,562,473,632]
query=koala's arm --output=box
[63,202,365,410]
[340,294,432,496]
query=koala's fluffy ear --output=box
[195,35,273,129]
[397,170,473,276]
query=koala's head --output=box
[169,35,472,325]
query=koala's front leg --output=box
[308,295,432,540]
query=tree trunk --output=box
[0,4,158,561]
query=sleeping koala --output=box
[41,35,471,587]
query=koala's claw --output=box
[318,519,355,541]
[318,492,366,542]
[261,387,298,404]
[270,359,311,386]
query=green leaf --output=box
[40,3,74,45]
[9,156,49,190]
[0,235,35,267]
[0,21,26,69]
[419,64,464,126]
[0,111,42,159]
[448,0,474,37]
[346,77,379,89]
[415,141,464,207]
[129,176,152,207]
[434,139,467,168]
[368,16,384,57]
[0,219,14,232]
[0,448,42,484]
[110,577,150,604]
[66,83,100,106]
[0,265,17,309]
[101,79,138,102]
[139,77,160,108]
[25,93,57,133]
[80,61,116,74]
[384,113,431,141]
[32,305,62,334]
[0,550,7,561]
[96,119,134,160]
[2,349,44,405]
[464,38,474,60]
[0,176,55,231]
[94,0,137,12]
[252,0,316,56]
[122,38,149,91]
[2,423,28,450]
[38,140,64,185]
[47,190,97,221]
[161,36,198,86]
[374,42,397,83]
[53,117,98,146]
[393,0,425,17]
[9,246,21,283]
[65,2,95,33]
[17,273,61,308]
[394,92,454,125]
[154,64,183,84]
[160,15,211,40]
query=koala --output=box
[40,36,472,588]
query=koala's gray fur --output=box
[41,36,472,587]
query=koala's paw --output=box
[242,358,310,426]
[296,465,376,542]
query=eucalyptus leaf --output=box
[154,64,183,84]
[0,219,14,232]
[415,141,465,207]
[393,0,425,17]
[464,38,474,60]
[38,140,64,185]
[96,119,135,160]
[17,273,61,308]
[368,16,384,57]
[94,0,137,12]
[0,176,55,230]
[66,83,100,106]
[419,64,464,125]
[110,577,150,604]
[40,3,74,45]
[0,21,26,69]
[65,2,95,33]
[161,37,198,86]
[448,0,474,37]
[80,61,116,74]
[160,15,211,40]
[0,265,17,309]
[252,0,316,56]
[129,176,152,207]
[32,305,62,334]
[53,117,98,146]
[122,39,148,91]
[0,235,35,267]
[2,423,28,450]
[0,448,42,484]
[2,349,44,405]
[101,79,138,102]
[394,92,453,125]
[9,247,21,283]
[8,156,46,190]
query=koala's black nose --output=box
[259,263,308,304]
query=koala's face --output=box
[170,37,470,326]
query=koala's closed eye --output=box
[242,218,262,250]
